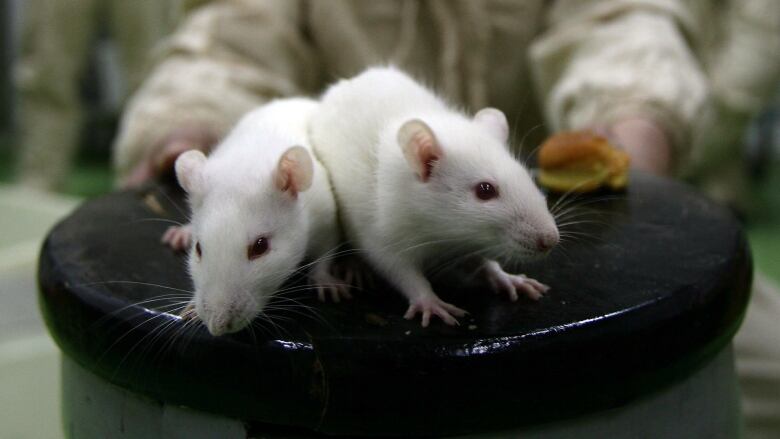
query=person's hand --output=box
[595,117,672,176]
[122,127,216,188]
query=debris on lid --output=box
[365,313,388,327]
[143,193,167,216]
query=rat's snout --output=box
[536,230,559,253]
[205,309,249,336]
[198,293,258,336]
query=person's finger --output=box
[155,140,201,175]
[122,160,154,188]
[606,117,672,175]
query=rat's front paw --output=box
[161,225,192,252]
[484,261,549,301]
[404,296,468,328]
[310,269,352,303]
[179,301,197,321]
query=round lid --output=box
[38,172,751,436]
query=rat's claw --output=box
[513,275,548,300]
[337,260,369,291]
[343,268,354,288]
[338,283,353,300]
[440,301,468,317]
[485,262,549,301]
[404,296,467,327]
[330,286,342,303]
[495,274,519,301]
[526,277,550,292]
[327,283,353,303]
[310,269,352,303]
[432,308,459,326]
[421,310,431,327]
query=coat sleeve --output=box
[112,0,319,181]
[529,0,710,172]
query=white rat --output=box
[310,67,559,327]
[161,98,347,336]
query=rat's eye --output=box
[475,182,499,200]
[195,242,202,259]
[248,237,270,260]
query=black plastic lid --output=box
[38,172,751,436]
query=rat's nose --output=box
[536,232,559,252]
[206,316,229,336]
[206,311,245,336]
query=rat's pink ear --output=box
[474,107,509,143]
[397,119,443,182]
[175,150,207,194]
[274,145,313,197]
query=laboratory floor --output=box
[0,185,79,438]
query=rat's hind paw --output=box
[484,260,549,301]
[332,256,375,291]
[404,295,468,328]
[161,225,192,252]
[310,269,353,303]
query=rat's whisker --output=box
[78,280,194,294]
[102,305,184,376]
[153,187,190,220]
[129,217,186,227]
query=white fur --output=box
[311,67,558,325]
[177,98,339,336]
